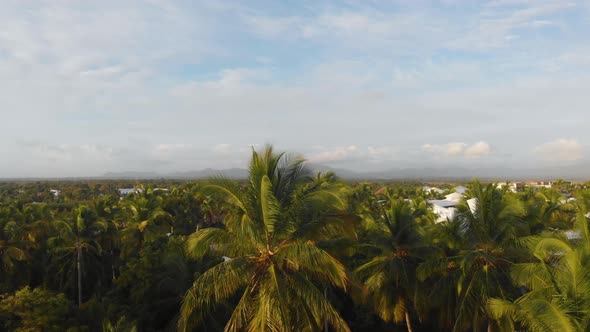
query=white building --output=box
[118,188,143,197]
[423,186,445,194]
[429,198,461,223]
[497,182,520,193]
[49,189,61,198]
[454,186,468,194]
[431,203,457,223]
[429,190,478,223]
[526,181,552,189]
[467,198,478,214]
[445,192,464,203]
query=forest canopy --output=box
[1,146,589,332]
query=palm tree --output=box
[0,240,27,274]
[418,181,526,331]
[48,206,107,307]
[119,188,170,255]
[178,146,353,332]
[0,205,28,275]
[488,208,590,331]
[524,189,576,234]
[102,316,138,332]
[355,198,431,332]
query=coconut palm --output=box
[178,146,352,332]
[0,205,28,274]
[119,188,170,255]
[48,206,107,307]
[418,181,526,331]
[488,208,590,331]
[94,195,122,281]
[355,198,431,332]
[0,240,27,274]
[524,189,576,234]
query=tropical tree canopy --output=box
[0,146,588,332]
[179,146,353,332]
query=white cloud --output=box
[243,15,302,38]
[464,141,492,158]
[422,141,492,159]
[212,143,232,156]
[308,145,361,163]
[533,139,584,161]
[450,1,576,50]
[154,143,193,152]
[0,1,589,177]
[171,67,271,96]
[27,143,114,162]
[306,145,399,164]
[422,142,467,157]
[367,146,399,161]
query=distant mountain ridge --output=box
[102,168,249,180]
[100,163,590,181]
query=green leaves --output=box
[0,287,73,332]
[179,145,352,331]
[178,257,253,331]
[260,175,280,238]
[488,295,579,332]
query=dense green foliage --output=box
[1,146,589,331]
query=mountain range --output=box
[101,163,590,181]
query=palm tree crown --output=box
[179,146,353,332]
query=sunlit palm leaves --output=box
[355,198,431,331]
[488,208,590,331]
[179,146,352,332]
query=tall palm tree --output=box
[48,206,107,307]
[418,181,526,331]
[94,195,122,281]
[178,146,353,332]
[355,198,431,332]
[0,204,28,275]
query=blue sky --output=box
[1,0,589,177]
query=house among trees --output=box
[429,190,477,223]
[454,186,468,194]
[497,182,523,193]
[117,188,142,197]
[526,181,552,189]
[423,186,445,194]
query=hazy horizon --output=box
[2,160,589,181]
[2,0,589,177]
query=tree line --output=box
[1,146,589,332]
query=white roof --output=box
[429,199,459,208]
[424,186,445,194]
[118,188,141,195]
[431,204,457,223]
[467,198,478,214]
[454,186,468,194]
[445,192,464,202]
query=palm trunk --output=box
[76,242,82,307]
[111,249,116,281]
[405,311,413,332]
[324,287,329,332]
[137,234,143,252]
[487,320,492,332]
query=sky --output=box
[1,0,589,177]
